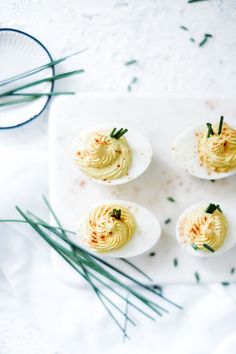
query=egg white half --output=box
[176,201,236,258]
[171,125,236,180]
[74,123,152,185]
[75,199,161,258]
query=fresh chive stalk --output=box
[0,70,85,98]
[0,49,88,87]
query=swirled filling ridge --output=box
[198,123,236,173]
[83,204,136,252]
[75,130,131,181]
[178,207,227,252]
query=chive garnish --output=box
[203,243,215,253]
[194,272,200,283]
[111,209,121,219]
[180,25,188,31]
[210,179,215,183]
[218,116,224,135]
[231,267,235,274]
[164,218,171,224]
[125,59,137,66]
[149,252,156,257]
[221,282,230,286]
[199,33,213,47]
[110,128,128,139]
[173,258,178,267]
[153,284,162,292]
[206,123,214,138]
[191,243,199,251]
[127,77,138,92]
[188,0,208,2]
[167,197,175,202]
[190,38,195,43]
[205,203,222,214]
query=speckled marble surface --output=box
[1,1,236,354]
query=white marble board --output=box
[49,94,236,284]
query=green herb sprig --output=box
[110,128,128,139]
[0,197,181,338]
[111,208,121,219]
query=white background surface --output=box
[1,1,236,353]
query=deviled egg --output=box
[77,200,161,258]
[171,116,236,179]
[176,201,236,257]
[74,124,152,185]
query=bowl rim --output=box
[0,27,55,129]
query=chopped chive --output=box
[164,218,171,224]
[206,123,214,138]
[194,272,200,283]
[188,0,208,3]
[205,203,221,214]
[127,77,138,92]
[153,284,162,292]
[218,116,224,135]
[112,209,121,219]
[173,258,178,267]
[199,33,213,47]
[188,0,206,2]
[203,243,215,253]
[180,26,188,31]
[110,128,128,139]
[111,209,121,220]
[231,268,235,274]
[190,38,195,43]
[167,197,175,202]
[210,179,215,183]
[149,252,156,257]
[191,243,199,251]
[221,282,230,286]
[125,59,137,66]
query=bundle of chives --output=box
[0,196,181,338]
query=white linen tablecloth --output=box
[1,0,236,353]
